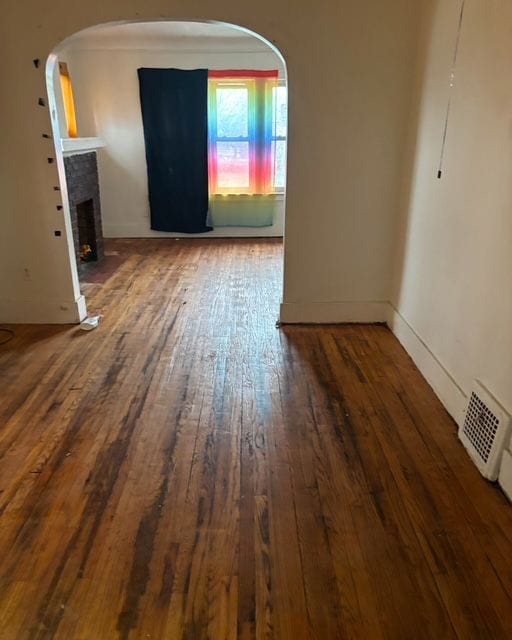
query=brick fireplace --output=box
[64,152,104,271]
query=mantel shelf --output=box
[61,137,106,156]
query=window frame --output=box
[269,80,287,193]
[208,79,256,195]
[208,74,287,196]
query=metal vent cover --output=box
[459,380,512,480]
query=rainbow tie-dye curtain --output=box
[207,70,279,227]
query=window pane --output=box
[216,141,250,189]
[272,140,286,189]
[272,86,287,138]
[216,87,248,138]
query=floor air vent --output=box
[459,381,512,480]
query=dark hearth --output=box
[64,152,104,271]
[77,199,97,262]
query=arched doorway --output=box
[46,20,288,321]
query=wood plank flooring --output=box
[0,238,511,639]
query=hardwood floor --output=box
[0,238,511,639]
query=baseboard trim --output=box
[0,295,87,324]
[498,449,512,502]
[279,301,388,324]
[386,304,467,425]
[102,225,284,238]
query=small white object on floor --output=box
[80,315,101,331]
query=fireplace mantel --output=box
[61,137,106,156]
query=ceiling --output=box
[64,21,269,51]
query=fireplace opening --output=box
[64,151,104,272]
[77,198,97,262]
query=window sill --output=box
[61,137,106,156]
[210,192,284,200]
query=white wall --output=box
[0,0,421,324]
[391,0,512,433]
[280,2,421,323]
[61,33,286,238]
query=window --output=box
[208,71,286,195]
[211,83,251,191]
[271,85,287,190]
[59,62,78,138]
